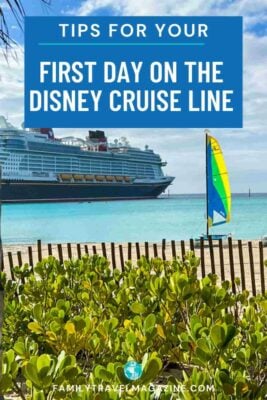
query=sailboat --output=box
[204,130,231,239]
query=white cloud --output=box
[0,48,24,125]
[69,0,267,30]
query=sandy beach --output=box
[3,239,267,295]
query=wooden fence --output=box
[2,238,267,295]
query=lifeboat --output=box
[73,174,84,181]
[95,175,105,181]
[85,175,95,181]
[106,175,115,182]
[115,176,124,182]
[124,176,131,182]
[60,174,72,181]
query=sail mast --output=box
[205,130,209,237]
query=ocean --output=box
[2,194,267,244]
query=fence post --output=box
[17,251,23,267]
[200,237,205,278]
[208,236,215,275]
[67,243,72,259]
[111,242,116,270]
[92,245,97,255]
[77,243,82,259]
[259,241,265,295]
[48,243,52,256]
[171,240,176,258]
[8,252,14,281]
[180,240,186,260]
[228,237,236,294]
[145,242,149,259]
[218,239,225,282]
[101,242,107,259]
[238,240,245,291]
[17,251,25,284]
[128,243,132,261]
[136,242,141,260]
[153,243,158,258]
[248,241,256,296]
[189,238,194,252]
[37,239,42,262]
[119,245,124,271]
[28,246,33,267]
[84,245,89,255]
[57,244,63,264]
[162,239,166,260]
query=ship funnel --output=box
[88,130,107,151]
[31,128,55,140]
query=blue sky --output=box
[0,0,267,193]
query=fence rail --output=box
[2,238,267,295]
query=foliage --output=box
[0,254,267,399]
[0,0,51,50]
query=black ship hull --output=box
[1,180,172,203]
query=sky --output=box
[0,0,267,193]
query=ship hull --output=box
[1,180,172,203]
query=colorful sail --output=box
[207,134,231,228]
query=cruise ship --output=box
[0,116,174,203]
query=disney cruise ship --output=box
[0,116,174,203]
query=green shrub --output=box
[0,254,266,399]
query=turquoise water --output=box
[2,194,267,244]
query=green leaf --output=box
[73,317,86,331]
[28,322,43,334]
[126,332,137,344]
[37,354,51,377]
[13,341,25,357]
[210,325,225,348]
[63,366,79,380]
[140,357,162,384]
[65,322,76,334]
[94,366,113,382]
[156,324,166,339]
[192,322,203,340]
[56,353,75,375]
[236,349,247,366]
[144,314,156,333]
[216,288,226,301]
[261,300,267,312]
[33,389,46,400]
[195,348,211,363]
[23,362,42,389]
[0,375,13,393]
[201,286,212,303]
[236,381,249,395]
[110,318,119,329]
[130,302,145,314]
[195,338,212,362]
[182,285,193,300]
[218,370,231,384]
[223,325,236,347]
[33,304,43,321]
[115,365,129,384]
[81,292,89,301]
[223,383,234,395]
[50,321,62,333]
[5,349,15,371]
